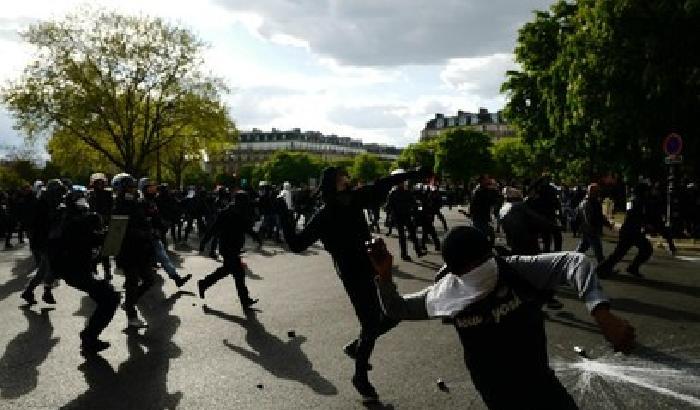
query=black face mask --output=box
[144,192,157,200]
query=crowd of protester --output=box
[1,166,697,408]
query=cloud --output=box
[215,0,552,66]
[0,108,32,158]
[328,105,406,129]
[0,0,535,150]
[440,53,517,99]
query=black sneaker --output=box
[343,340,373,370]
[241,298,258,310]
[343,339,358,359]
[20,290,36,305]
[81,337,110,353]
[174,274,192,288]
[197,280,206,299]
[352,374,379,402]
[626,267,644,278]
[400,254,412,262]
[42,289,56,305]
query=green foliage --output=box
[394,140,436,171]
[434,129,493,183]
[0,167,27,189]
[503,0,700,179]
[256,151,326,186]
[349,153,388,183]
[215,172,237,187]
[1,8,235,176]
[491,137,533,181]
[182,165,213,189]
[236,165,256,189]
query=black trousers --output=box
[395,218,420,257]
[421,215,440,250]
[63,274,120,339]
[436,211,448,231]
[599,233,653,274]
[201,251,250,303]
[123,265,156,318]
[339,271,399,375]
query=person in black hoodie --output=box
[386,179,424,261]
[277,166,428,401]
[112,173,156,328]
[197,190,262,310]
[597,183,653,278]
[372,227,636,410]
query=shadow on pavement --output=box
[0,307,59,399]
[166,250,186,269]
[609,297,700,323]
[0,255,36,302]
[410,259,443,270]
[73,295,95,319]
[204,306,337,396]
[604,274,700,299]
[363,400,396,409]
[61,277,185,410]
[543,310,601,335]
[243,264,263,281]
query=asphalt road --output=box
[0,208,698,409]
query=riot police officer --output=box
[48,190,120,352]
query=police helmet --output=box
[111,173,137,192]
[90,173,107,185]
[138,177,155,193]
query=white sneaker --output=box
[128,317,147,328]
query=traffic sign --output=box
[663,133,683,156]
[664,155,683,165]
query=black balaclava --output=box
[441,226,493,275]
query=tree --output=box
[394,140,436,171]
[503,0,700,179]
[158,92,234,187]
[256,151,326,186]
[182,165,213,189]
[349,153,388,183]
[237,165,256,189]
[2,8,235,176]
[434,129,493,184]
[491,137,534,181]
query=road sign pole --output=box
[662,133,683,235]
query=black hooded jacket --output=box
[280,170,422,279]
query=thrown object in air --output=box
[437,378,449,392]
[287,330,296,338]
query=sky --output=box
[0,0,554,153]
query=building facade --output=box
[420,108,514,142]
[205,128,402,174]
